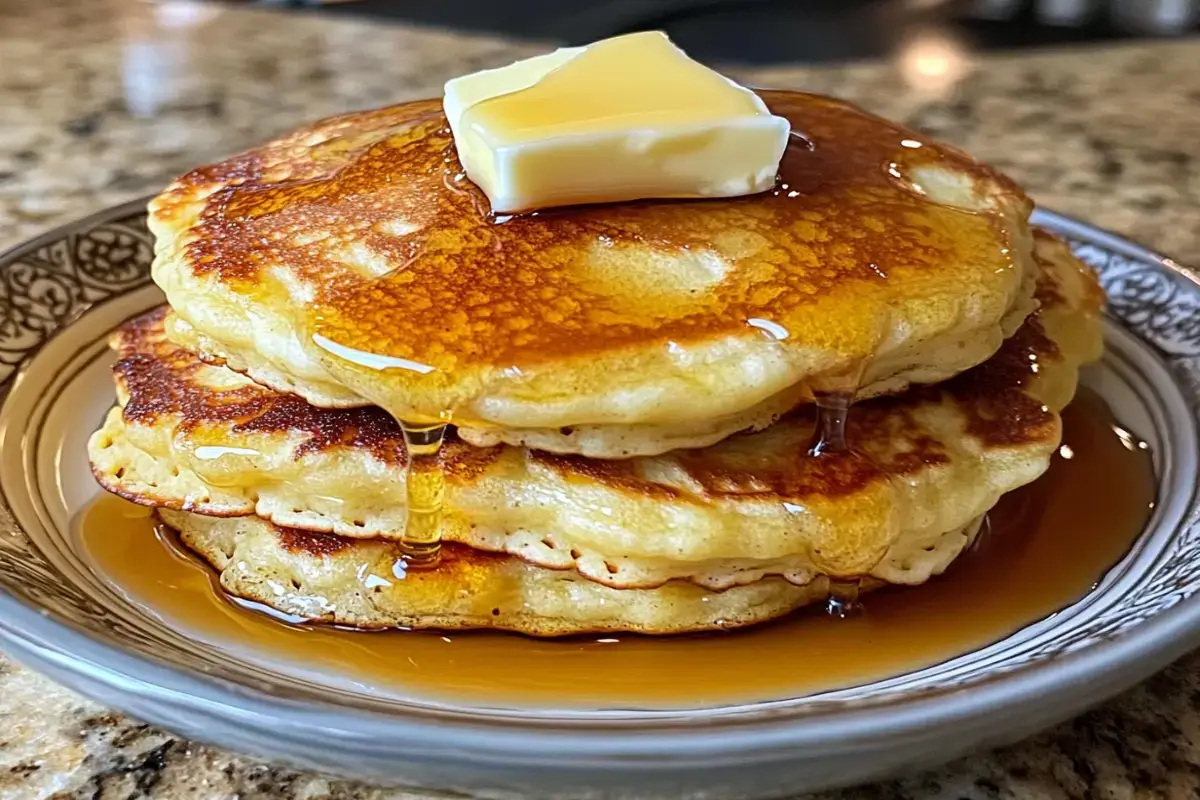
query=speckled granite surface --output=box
[3,2,1200,798]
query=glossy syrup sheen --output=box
[172,91,1027,378]
[78,390,1154,708]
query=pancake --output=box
[158,509,982,635]
[91,232,1102,592]
[148,90,1037,457]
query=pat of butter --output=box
[443,31,790,214]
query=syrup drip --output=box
[826,579,863,618]
[806,372,910,618]
[307,332,454,568]
[808,391,853,456]
[810,388,855,620]
[76,390,1156,707]
[398,420,448,567]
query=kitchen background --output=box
[249,0,1200,63]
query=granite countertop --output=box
[3,1,1200,798]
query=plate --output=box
[0,199,1198,799]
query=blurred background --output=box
[248,0,1200,63]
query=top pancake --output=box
[149,90,1036,444]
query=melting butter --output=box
[443,31,790,213]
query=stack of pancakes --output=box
[88,91,1104,636]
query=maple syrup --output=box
[307,334,453,564]
[809,391,870,621]
[76,390,1154,708]
[807,371,894,622]
[826,579,863,619]
[397,420,448,566]
[808,391,853,457]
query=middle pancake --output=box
[92,233,1101,592]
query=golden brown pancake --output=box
[91,232,1101,592]
[161,508,934,635]
[149,90,1037,456]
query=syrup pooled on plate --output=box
[77,389,1154,708]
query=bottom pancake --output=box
[160,509,983,636]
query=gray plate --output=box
[0,200,1197,799]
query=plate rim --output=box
[0,199,1197,767]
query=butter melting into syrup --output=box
[78,390,1155,708]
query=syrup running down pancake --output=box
[149,91,1037,457]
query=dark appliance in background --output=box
[250,0,1200,64]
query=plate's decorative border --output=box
[1071,239,1200,408]
[1073,241,1200,358]
[0,201,1197,728]
[0,216,152,383]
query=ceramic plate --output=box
[0,200,1198,799]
